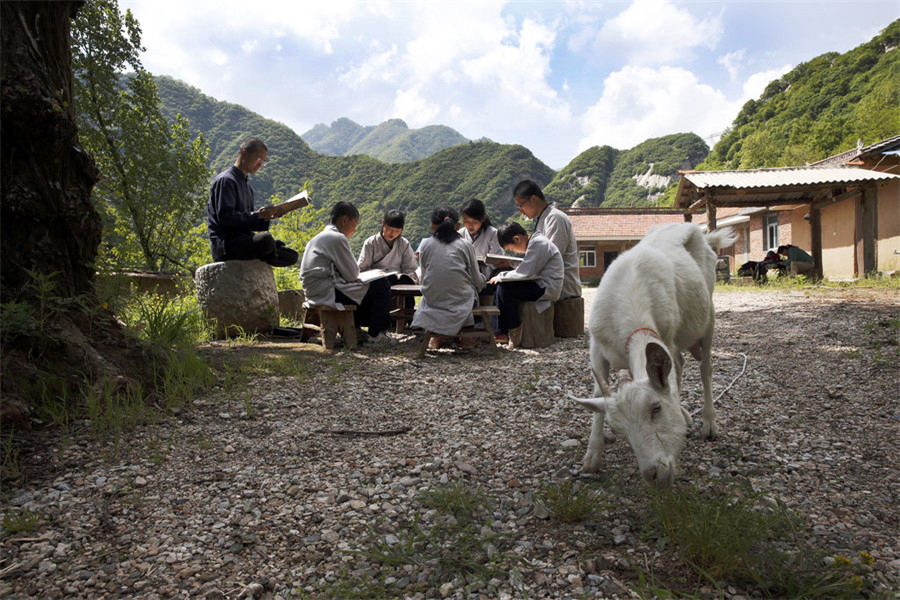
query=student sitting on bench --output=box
[357,209,419,315]
[300,202,392,344]
[412,206,485,347]
[490,222,563,347]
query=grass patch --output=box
[538,479,608,523]
[642,480,874,598]
[716,273,900,292]
[2,509,40,536]
[316,483,522,598]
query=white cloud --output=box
[394,87,440,124]
[579,66,736,151]
[241,40,259,54]
[578,62,796,153]
[593,0,723,65]
[717,49,746,81]
[742,65,792,100]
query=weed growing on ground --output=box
[538,479,609,523]
[1,509,40,536]
[642,480,873,598]
[1,433,22,482]
[318,483,520,598]
[716,273,900,293]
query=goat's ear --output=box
[568,394,608,414]
[645,342,671,392]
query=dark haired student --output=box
[490,222,563,347]
[300,202,393,344]
[356,209,419,336]
[207,137,298,266]
[411,207,485,346]
[460,198,502,282]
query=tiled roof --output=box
[567,210,687,240]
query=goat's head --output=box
[572,342,691,485]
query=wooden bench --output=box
[418,305,500,357]
[302,302,357,350]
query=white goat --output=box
[571,223,736,485]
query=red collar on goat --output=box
[625,327,661,353]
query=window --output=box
[579,248,597,268]
[765,214,779,250]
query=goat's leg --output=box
[698,327,717,439]
[582,355,611,472]
[582,412,606,472]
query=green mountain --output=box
[154,76,552,248]
[302,117,469,163]
[545,133,709,207]
[704,19,899,169]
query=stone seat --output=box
[194,260,279,339]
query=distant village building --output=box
[565,135,900,281]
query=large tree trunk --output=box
[1,1,100,301]
[1,2,161,434]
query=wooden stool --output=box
[553,296,584,338]
[302,302,357,350]
[518,301,555,348]
[419,306,500,357]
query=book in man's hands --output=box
[358,268,398,284]
[260,190,311,218]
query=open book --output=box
[480,253,524,266]
[260,190,311,218]
[359,268,398,284]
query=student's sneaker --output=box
[508,326,523,348]
[428,336,443,350]
[494,333,509,344]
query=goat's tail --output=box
[706,226,737,250]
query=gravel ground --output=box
[2,287,898,599]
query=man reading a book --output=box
[207,138,298,266]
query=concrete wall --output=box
[821,200,857,279]
[876,180,900,272]
[789,207,811,251]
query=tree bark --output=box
[1,1,100,301]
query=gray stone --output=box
[277,289,306,322]
[194,261,279,339]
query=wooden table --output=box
[390,284,422,332]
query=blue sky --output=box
[119,0,897,169]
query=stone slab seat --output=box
[518,301,555,348]
[194,260,279,339]
[419,306,500,357]
[553,296,584,338]
[302,302,357,350]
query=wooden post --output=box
[518,302,555,348]
[809,204,823,281]
[706,201,717,231]
[862,184,878,276]
[553,297,584,337]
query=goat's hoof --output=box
[603,431,617,444]
[701,421,718,440]
[581,450,603,473]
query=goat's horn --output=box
[568,394,608,413]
